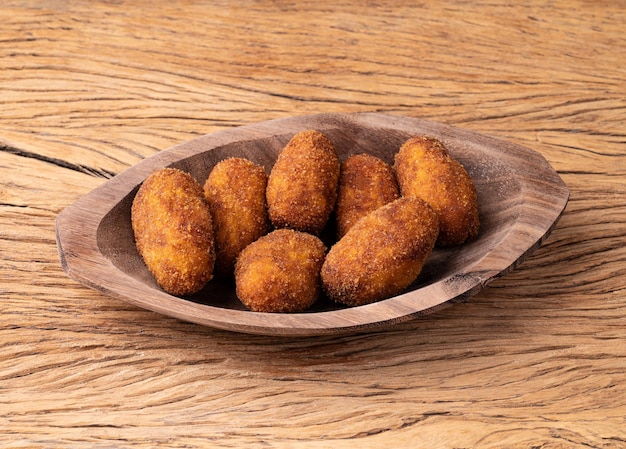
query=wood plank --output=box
[1,0,625,447]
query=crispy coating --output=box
[131,168,215,296]
[394,135,480,247]
[321,197,439,307]
[266,130,340,235]
[234,229,327,313]
[203,158,270,277]
[335,153,400,239]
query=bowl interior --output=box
[96,125,521,314]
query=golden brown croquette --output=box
[335,153,400,239]
[203,157,270,278]
[321,197,439,307]
[266,130,340,235]
[234,229,327,313]
[394,135,479,247]
[131,168,215,296]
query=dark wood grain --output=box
[56,113,569,335]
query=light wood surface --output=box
[1,1,624,447]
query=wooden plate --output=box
[56,113,569,336]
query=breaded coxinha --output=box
[131,168,215,296]
[235,229,327,313]
[394,135,480,247]
[266,130,340,235]
[335,153,400,239]
[203,157,270,278]
[322,197,439,307]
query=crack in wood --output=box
[0,143,117,179]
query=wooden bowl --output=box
[56,113,569,336]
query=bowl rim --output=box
[56,112,569,336]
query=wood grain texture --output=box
[1,0,625,447]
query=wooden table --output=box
[2,1,625,447]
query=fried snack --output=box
[266,130,340,235]
[335,153,400,239]
[321,197,439,307]
[234,229,327,313]
[131,168,215,296]
[203,158,270,277]
[394,135,479,247]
